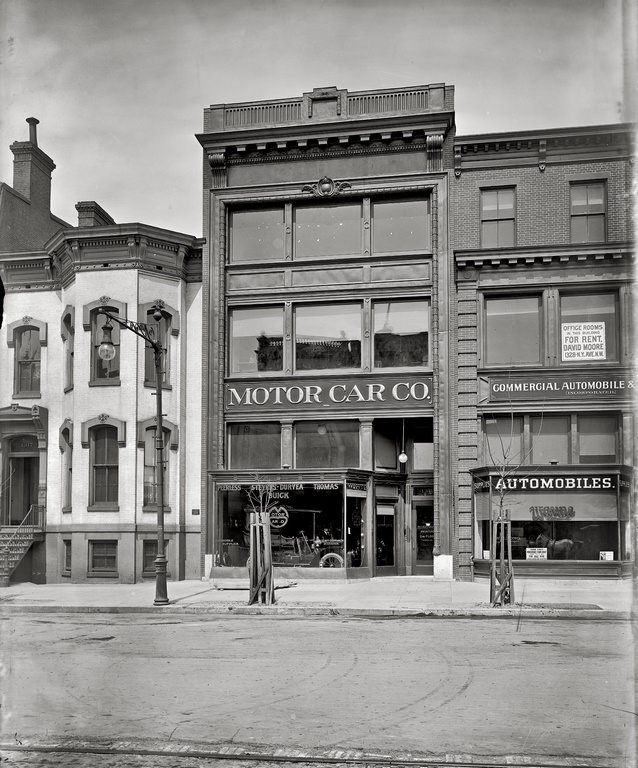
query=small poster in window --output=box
[599,551,614,560]
[561,322,606,362]
[526,547,547,560]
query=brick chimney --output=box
[75,201,116,227]
[10,118,56,208]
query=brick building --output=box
[0,119,203,585]
[197,84,633,582]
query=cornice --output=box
[455,241,633,271]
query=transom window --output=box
[295,420,359,468]
[228,423,281,469]
[228,197,431,262]
[570,182,606,243]
[480,188,515,248]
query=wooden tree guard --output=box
[490,510,515,607]
[248,511,275,605]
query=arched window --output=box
[89,425,119,507]
[7,318,47,397]
[59,420,73,512]
[61,307,75,391]
[83,299,126,386]
[139,302,179,387]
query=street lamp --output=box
[97,303,170,606]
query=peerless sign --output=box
[225,375,433,413]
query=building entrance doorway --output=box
[413,502,434,574]
[4,436,39,525]
[375,502,397,575]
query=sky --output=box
[0,0,632,237]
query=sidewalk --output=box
[0,575,634,619]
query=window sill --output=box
[87,572,119,579]
[144,381,172,390]
[62,506,72,514]
[61,571,71,578]
[64,385,74,394]
[87,504,120,513]
[142,506,171,514]
[13,392,41,399]
[89,379,121,387]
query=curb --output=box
[0,603,630,620]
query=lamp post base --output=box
[154,555,169,605]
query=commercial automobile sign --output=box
[488,373,633,401]
[225,375,433,412]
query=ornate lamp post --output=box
[97,302,170,605]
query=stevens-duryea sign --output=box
[225,375,433,413]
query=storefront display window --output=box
[373,300,429,368]
[294,203,361,259]
[229,423,281,469]
[474,476,623,561]
[560,292,617,363]
[295,420,359,468]
[295,304,361,370]
[216,483,364,569]
[371,199,430,253]
[230,307,283,374]
[230,208,284,262]
[485,296,541,365]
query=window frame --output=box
[62,539,72,575]
[294,301,363,373]
[558,289,620,366]
[570,180,607,244]
[88,540,118,577]
[61,306,75,392]
[481,292,544,368]
[59,419,73,513]
[7,318,47,398]
[140,301,180,388]
[480,187,516,249]
[228,422,282,469]
[227,195,433,265]
[83,299,126,387]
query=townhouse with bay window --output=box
[0,83,633,586]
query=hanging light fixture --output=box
[398,419,408,464]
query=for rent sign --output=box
[225,375,433,413]
[561,322,606,362]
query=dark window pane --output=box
[295,304,361,370]
[230,307,283,374]
[531,416,570,464]
[90,541,117,572]
[229,423,281,469]
[579,415,617,463]
[294,204,361,259]
[485,296,540,365]
[373,300,429,368]
[484,416,523,465]
[231,209,284,262]
[372,199,429,253]
[296,421,359,468]
[588,214,605,242]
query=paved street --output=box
[1,613,634,766]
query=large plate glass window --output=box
[294,203,361,259]
[230,208,285,262]
[371,199,430,253]
[483,415,523,466]
[229,423,281,469]
[373,299,429,368]
[295,304,361,370]
[484,295,541,365]
[560,292,618,363]
[480,188,515,248]
[578,414,618,464]
[295,421,359,468]
[570,182,606,243]
[229,306,283,374]
[530,415,570,465]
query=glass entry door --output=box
[375,503,396,574]
[413,502,434,574]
